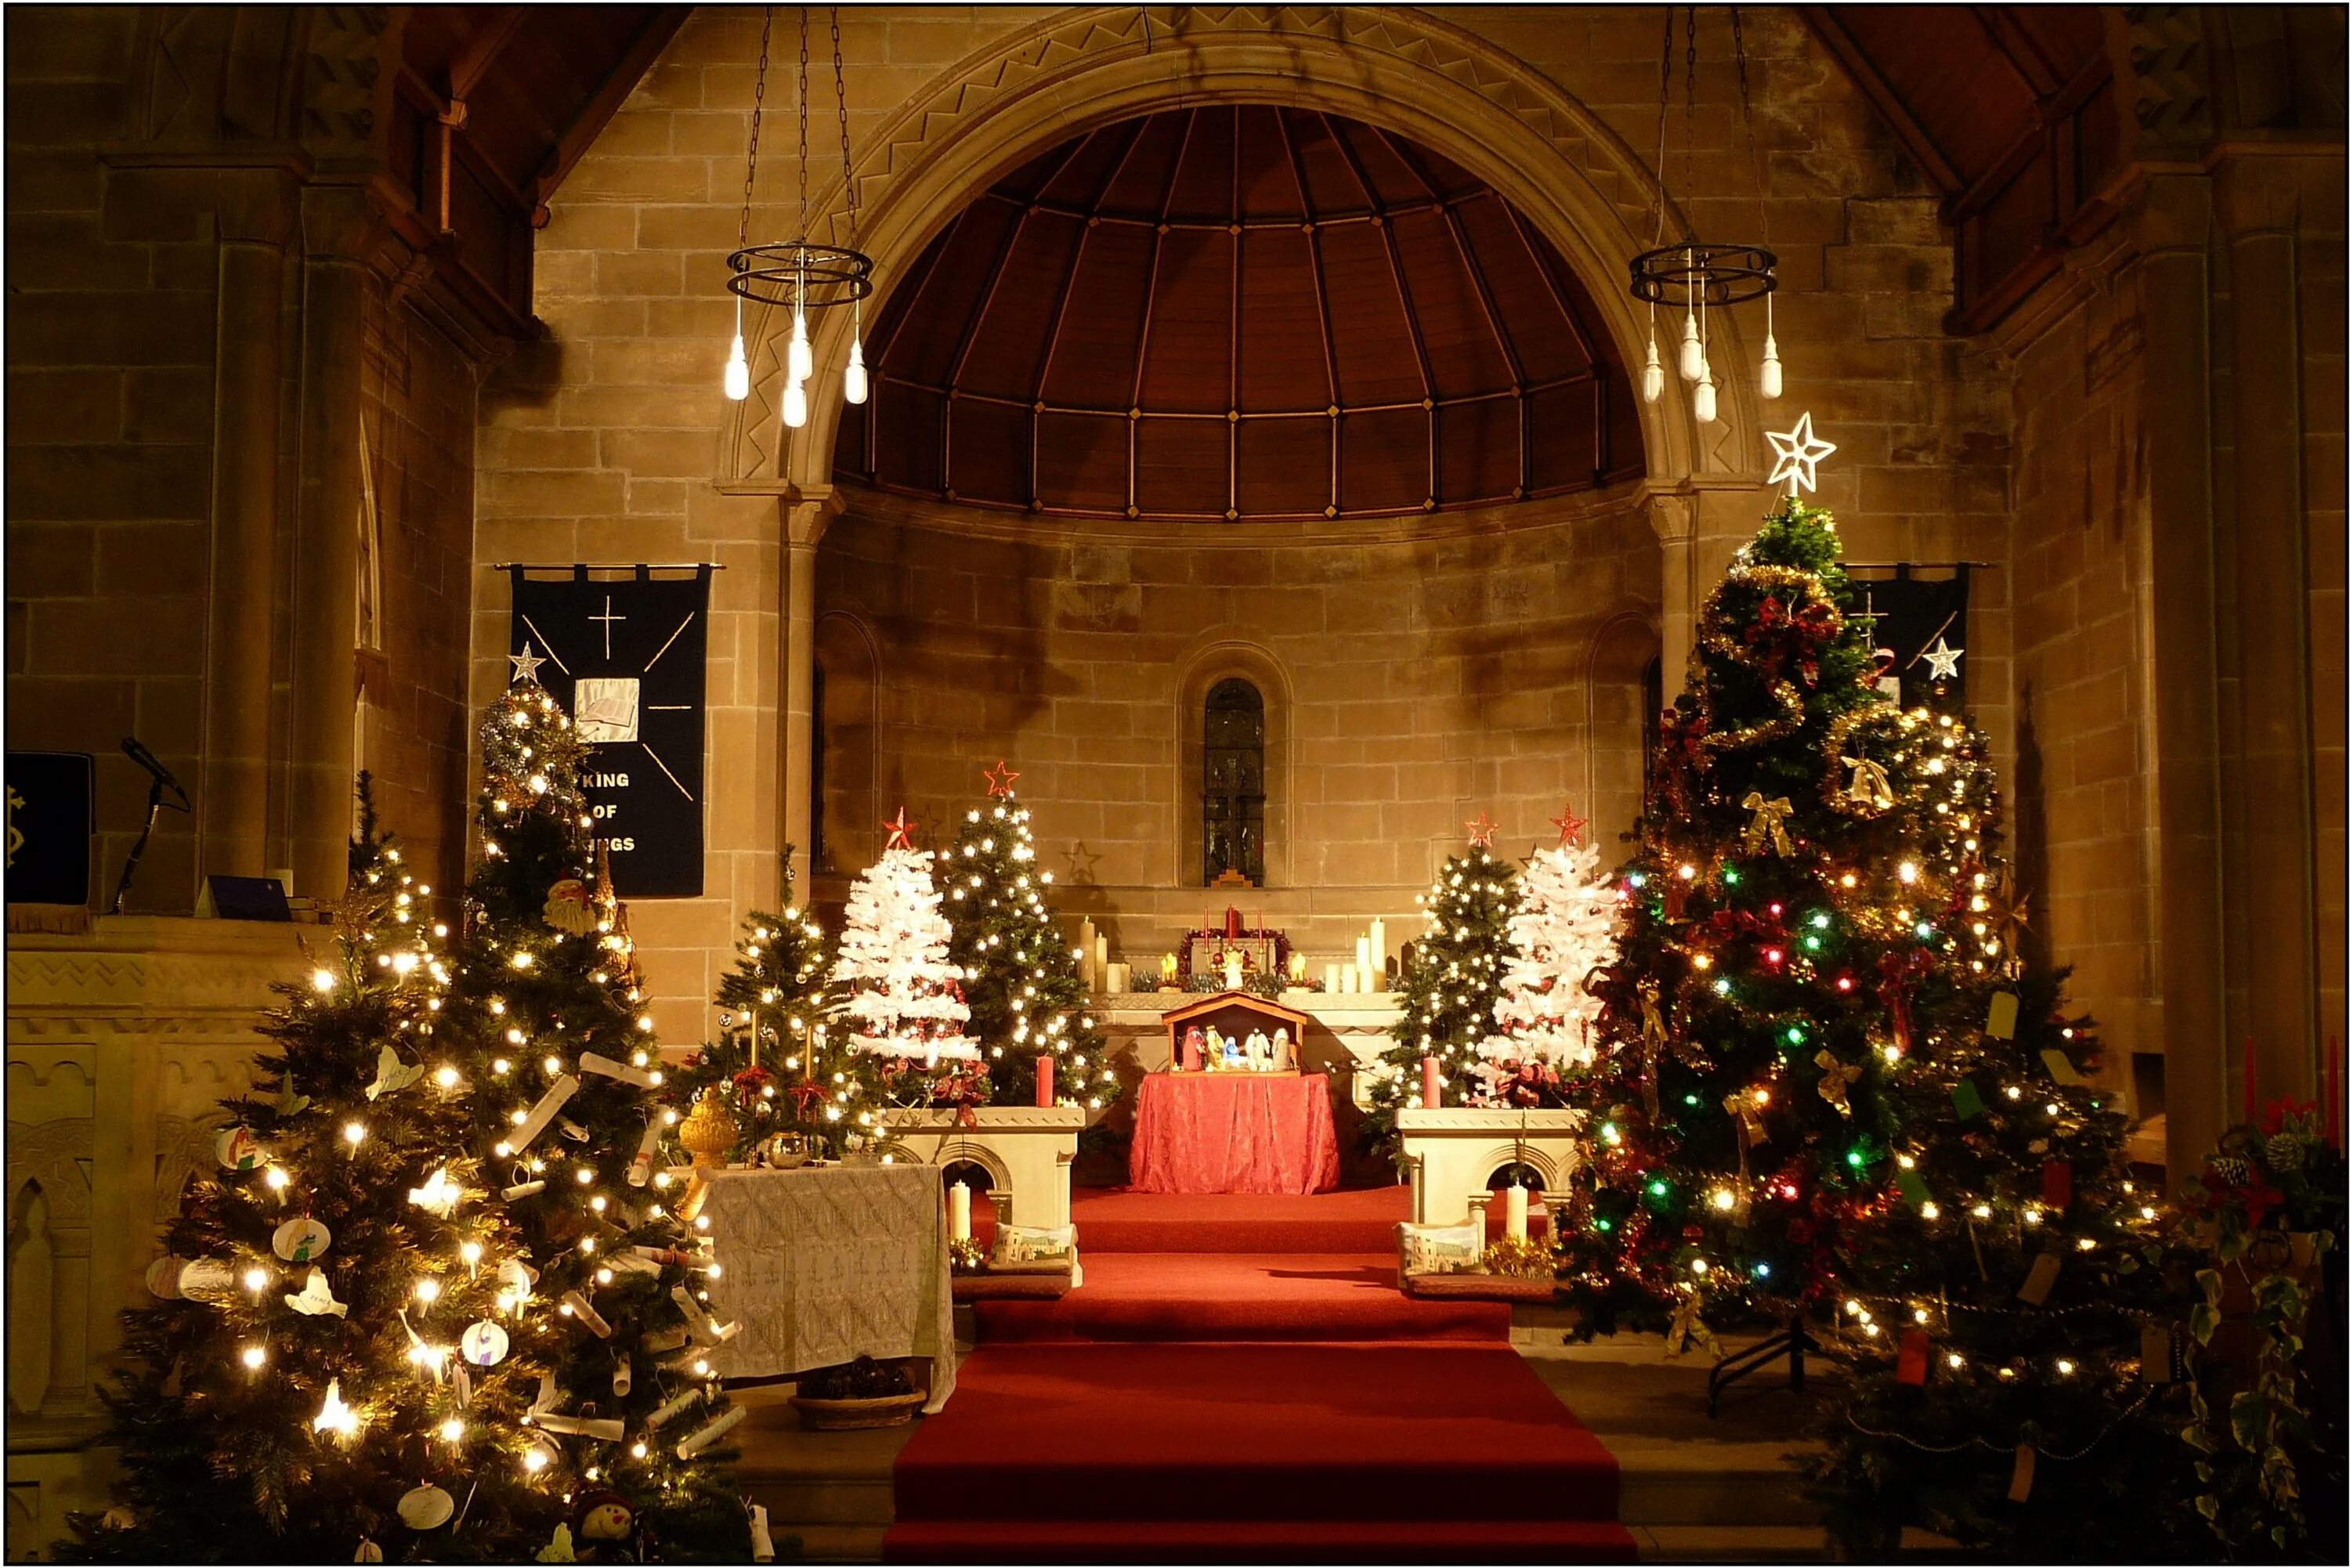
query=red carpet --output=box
[887,1187,1632,1562]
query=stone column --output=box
[197,172,292,882]
[780,494,835,897]
[2220,164,2319,1102]
[2135,175,2231,1190]
[1646,489,1698,695]
[286,188,372,901]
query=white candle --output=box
[1323,962,1340,993]
[949,1181,971,1243]
[751,1505,776,1565]
[1107,961,1129,994]
[1079,919,1097,985]
[1371,917,1386,971]
[1356,935,1372,977]
[1095,934,1109,981]
[1341,963,1358,995]
[1505,1183,1529,1243]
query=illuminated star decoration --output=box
[882,808,918,851]
[1764,411,1837,497]
[508,641,546,684]
[1465,811,1499,849]
[1551,800,1590,847]
[983,760,1021,798]
[1922,634,1964,682]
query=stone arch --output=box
[1582,607,1664,850]
[1477,1142,1567,1192]
[927,1137,1011,1197]
[723,5,1766,504]
[1173,632,1296,891]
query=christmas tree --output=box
[1478,806,1619,1107]
[941,763,1112,1110]
[664,871,863,1164]
[833,811,983,1126]
[1367,819,1522,1145]
[67,815,568,1560]
[441,673,751,1558]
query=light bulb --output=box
[1678,311,1704,381]
[1641,336,1664,403]
[242,1344,266,1370]
[787,310,812,383]
[723,334,750,401]
[782,378,808,429]
[844,335,868,404]
[1693,366,1718,424]
[1759,331,1783,399]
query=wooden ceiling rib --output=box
[837,106,1641,522]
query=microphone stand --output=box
[109,742,190,915]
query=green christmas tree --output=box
[67,819,568,1561]
[1367,823,1521,1150]
[443,674,751,1559]
[941,764,1113,1111]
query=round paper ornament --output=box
[353,1538,384,1563]
[461,1319,511,1367]
[272,1216,332,1264]
[544,879,597,934]
[396,1485,454,1531]
[215,1125,266,1172]
[144,1255,186,1299]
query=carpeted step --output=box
[1071,1186,1412,1254]
[882,1517,1639,1563]
[893,1343,1623,1527]
[974,1252,1507,1343]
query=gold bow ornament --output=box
[1741,792,1796,856]
[1839,754,1896,812]
[1638,979,1670,1118]
[1814,1048,1863,1116]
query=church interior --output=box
[5,5,2345,1563]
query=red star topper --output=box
[1464,811,1499,848]
[983,760,1021,798]
[1551,800,1589,847]
[882,808,918,851]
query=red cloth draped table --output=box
[1129,1072,1341,1194]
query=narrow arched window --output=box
[1202,678,1265,886]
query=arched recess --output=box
[722,6,1766,508]
[813,610,881,875]
[1582,608,1664,852]
[1174,634,1294,891]
[1479,1142,1567,1193]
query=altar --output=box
[1129,1071,1340,1194]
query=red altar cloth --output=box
[1129,1072,1340,1195]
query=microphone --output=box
[121,737,190,810]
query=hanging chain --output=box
[1732,6,1770,247]
[1682,5,1698,217]
[831,6,856,247]
[738,7,774,251]
[1648,6,1673,247]
[795,5,811,240]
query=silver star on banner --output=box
[508,641,546,684]
[1765,411,1837,496]
[1923,634,1964,682]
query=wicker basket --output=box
[790,1389,925,1430]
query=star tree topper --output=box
[1465,811,1499,849]
[882,808,917,851]
[508,640,546,684]
[1765,410,1837,497]
[1551,800,1590,847]
[983,760,1021,797]
[1923,634,1964,681]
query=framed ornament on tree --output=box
[505,565,713,897]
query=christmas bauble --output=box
[397,1484,454,1530]
[273,1216,332,1263]
[215,1125,266,1172]
[460,1319,510,1367]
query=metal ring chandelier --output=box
[1631,7,1782,424]
[721,7,873,428]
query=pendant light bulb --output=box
[1693,365,1719,425]
[1759,332,1783,400]
[723,334,750,402]
[1678,310,1704,381]
[787,309,812,385]
[1641,337,1665,404]
[844,335,868,406]
[782,378,808,430]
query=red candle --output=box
[1036,1054,1054,1108]
[1225,906,1242,939]
[1422,1055,1441,1110]
[2243,1038,2258,1129]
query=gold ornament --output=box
[1740,793,1796,856]
[678,1092,741,1168]
[1814,1048,1862,1117]
[1839,754,1896,812]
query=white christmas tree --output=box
[834,813,981,1065]
[1476,807,1618,1102]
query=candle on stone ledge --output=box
[1225,906,1242,939]
[1323,962,1340,993]
[1505,1183,1529,1244]
[1356,935,1372,979]
[949,1181,971,1244]
[1422,1055,1441,1110]
[1036,1055,1054,1107]
[1094,934,1108,983]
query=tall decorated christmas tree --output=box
[1477,804,1621,1107]
[941,762,1112,1111]
[1368,817,1522,1143]
[833,811,984,1129]
[439,670,751,1558]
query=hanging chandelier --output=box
[723,6,873,427]
[1629,6,1781,425]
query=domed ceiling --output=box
[834,106,1644,522]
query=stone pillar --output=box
[780,494,835,896]
[1647,490,1698,695]
[197,172,291,881]
[2219,165,2319,1102]
[2135,175,2230,1190]
[286,188,372,901]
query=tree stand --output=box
[1706,1312,1821,1417]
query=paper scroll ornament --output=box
[580,1052,657,1090]
[508,1075,580,1155]
[560,1288,613,1338]
[675,1404,747,1458]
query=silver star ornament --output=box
[1765,411,1837,496]
[509,641,546,684]
[1923,634,1964,682]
